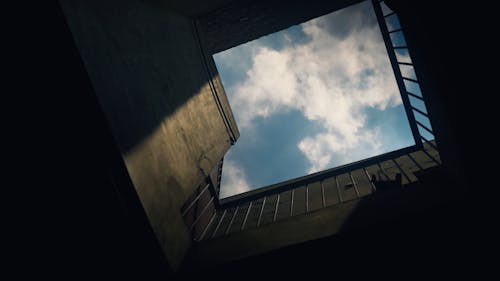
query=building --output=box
[38,0,490,278]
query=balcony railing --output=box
[185,143,439,241]
[181,0,441,242]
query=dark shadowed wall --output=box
[59,0,238,269]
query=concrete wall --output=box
[59,0,238,269]
[184,145,443,267]
[197,0,362,54]
[165,0,235,17]
[187,163,449,269]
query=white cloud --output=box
[222,3,402,174]
[219,159,251,198]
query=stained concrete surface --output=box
[184,165,457,271]
[23,0,492,278]
[59,0,238,269]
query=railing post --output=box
[197,211,217,241]
[305,184,309,213]
[211,209,227,238]
[335,176,343,203]
[241,201,253,230]
[189,197,214,231]
[182,183,210,217]
[273,194,280,222]
[257,197,266,227]
[407,153,423,171]
[349,172,360,198]
[363,167,377,192]
[321,180,326,208]
[377,163,390,181]
[392,159,411,184]
[225,206,239,234]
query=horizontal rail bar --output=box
[182,183,210,216]
[398,61,413,66]
[219,146,421,207]
[393,45,408,49]
[406,91,423,101]
[403,77,419,83]
[412,106,428,117]
[384,11,396,18]
[388,28,403,33]
[416,120,434,136]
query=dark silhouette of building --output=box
[22,0,493,279]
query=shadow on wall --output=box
[182,166,467,280]
[337,166,454,233]
[47,2,176,278]
[60,0,223,154]
[371,173,402,190]
[58,0,238,274]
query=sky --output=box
[214,0,430,198]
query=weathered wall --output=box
[187,164,450,269]
[185,145,445,267]
[165,0,235,17]
[197,0,363,54]
[59,0,237,269]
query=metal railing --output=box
[182,0,442,242]
[183,142,440,241]
[180,160,224,242]
[373,0,440,157]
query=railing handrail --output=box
[219,145,422,207]
[192,1,442,241]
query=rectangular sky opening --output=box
[214,0,416,198]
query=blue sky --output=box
[214,0,429,198]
